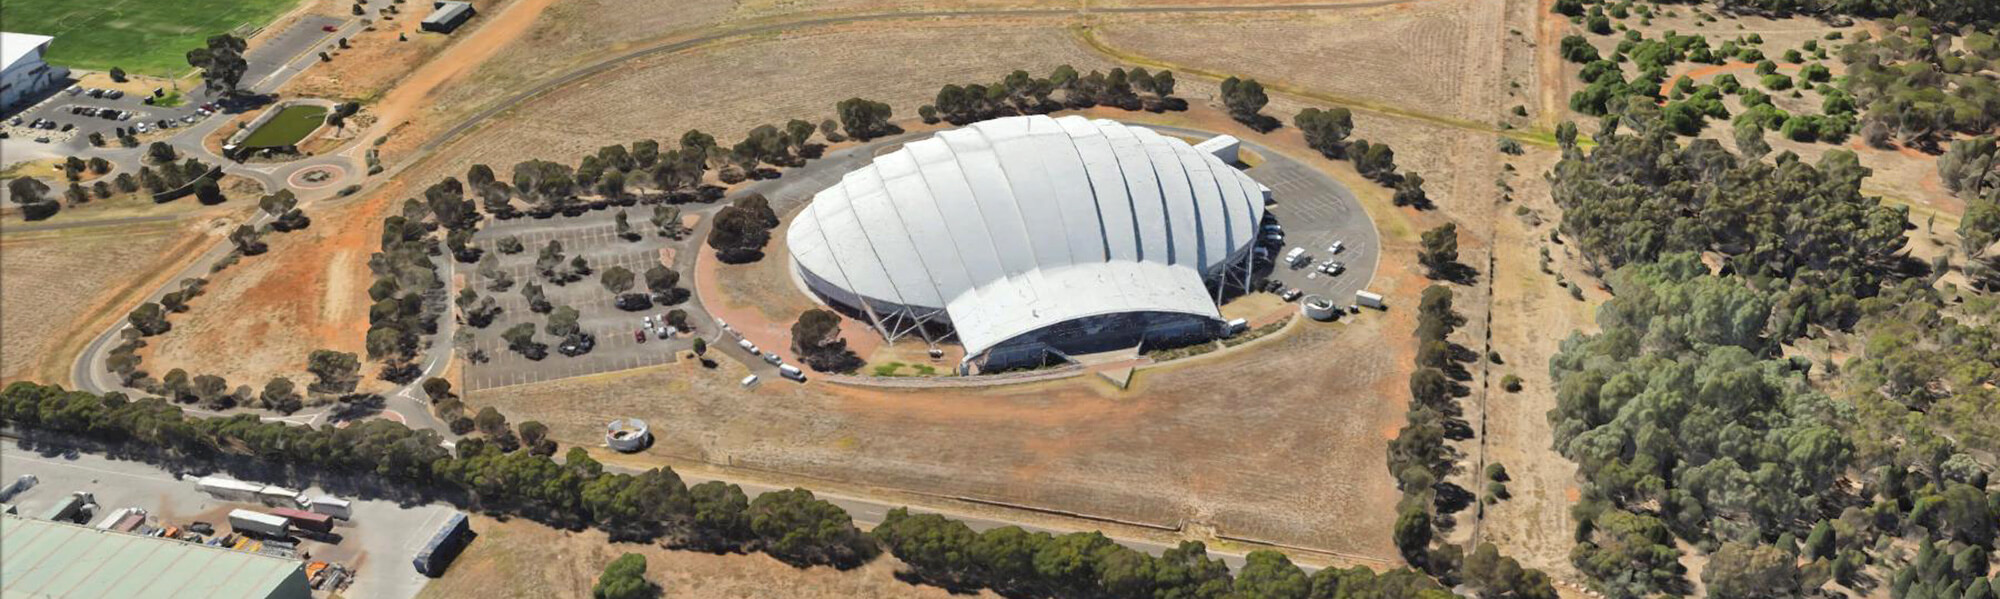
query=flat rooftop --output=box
[1,514,309,599]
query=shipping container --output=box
[308,497,352,519]
[113,511,147,532]
[95,507,138,529]
[268,507,334,533]
[228,509,291,538]
[1355,291,1386,310]
[412,512,471,577]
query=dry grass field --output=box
[414,20,1118,183]
[0,223,208,384]
[466,306,1409,557]
[1470,148,1598,578]
[1095,0,1506,124]
[415,515,982,599]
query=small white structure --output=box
[308,497,352,520]
[606,418,651,453]
[1302,297,1339,321]
[2,32,67,112]
[1193,134,1241,164]
[1355,291,1386,310]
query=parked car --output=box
[633,330,646,343]
[65,86,81,95]
[762,352,783,365]
[105,90,124,99]
[1327,240,1344,254]
[86,88,104,98]
[322,24,338,32]
[1281,288,1303,301]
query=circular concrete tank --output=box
[606,418,651,452]
[1302,296,1339,321]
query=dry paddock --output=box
[466,312,1407,558]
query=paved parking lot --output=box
[462,208,702,391]
[1,443,455,599]
[1242,152,1380,307]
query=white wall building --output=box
[2,32,65,113]
[789,115,1271,373]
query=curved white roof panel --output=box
[789,115,1265,358]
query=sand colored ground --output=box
[1094,0,1506,123]
[411,20,1120,183]
[137,188,388,392]
[468,306,1407,557]
[0,222,211,384]
[415,515,986,599]
[1467,148,1597,579]
[280,0,510,103]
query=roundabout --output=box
[287,163,346,189]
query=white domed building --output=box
[788,115,1270,373]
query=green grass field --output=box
[0,0,299,75]
[241,104,327,147]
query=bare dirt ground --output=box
[136,189,388,392]
[0,222,210,384]
[281,0,511,102]
[415,514,985,599]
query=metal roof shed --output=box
[1,514,310,599]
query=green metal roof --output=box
[1,514,310,599]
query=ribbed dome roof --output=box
[788,115,1266,357]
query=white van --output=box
[740,374,760,387]
[1284,247,1308,267]
[738,339,758,354]
[778,364,806,381]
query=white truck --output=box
[308,497,352,520]
[197,477,264,502]
[228,509,291,538]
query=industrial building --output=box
[0,514,311,599]
[421,1,477,33]
[788,115,1270,373]
[1,32,67,113]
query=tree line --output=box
[919,66,1183,126]
[0,380,1505,597]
